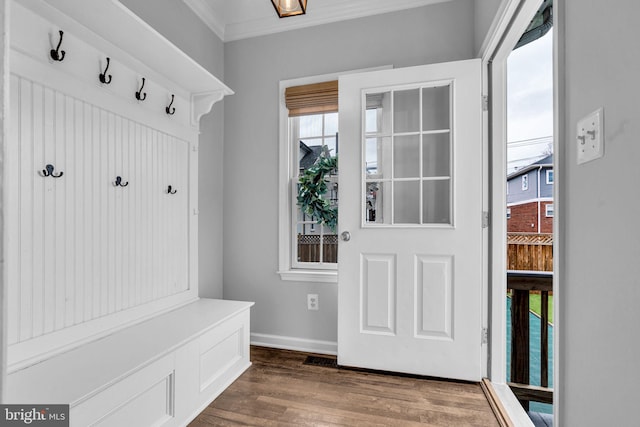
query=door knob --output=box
[341,231,351,242]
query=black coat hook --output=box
[167,185,177,194]
[40,164,64,178]
[165,94,175,115]
[99,57,112,84]
[136,77,147,101]
[113,176,128,187]
[50,30,66,62]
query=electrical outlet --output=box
[307,294,319,311]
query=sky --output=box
[507,28,554,171]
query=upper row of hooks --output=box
[50,30,176,115]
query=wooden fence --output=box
[297,234,338,263]
[507,233,553,272]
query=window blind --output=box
[285,80,338,117]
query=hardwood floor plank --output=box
[190,347,500,426]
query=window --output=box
[277,67,390,282]
[545,203,554,217]
[291,112,339,269]
[507,208,511,219]
[522,174,529,191]
[277,76,340,282]
[546,169,554,184]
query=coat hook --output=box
[40,164,64,178]
[165,94,176,115]
[99,57,112,84]
[50,30,66,62]
[113,176,128,187]
[167,185,177,194]
[135,77,147,101]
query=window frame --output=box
[545,203,554,217]
[507,207,511,219]
[546,169,554,184]
[277,66,391,283]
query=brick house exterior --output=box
[507,155,553,233]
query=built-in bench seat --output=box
[7,299,253,427]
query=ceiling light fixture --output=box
[271,0,307,18]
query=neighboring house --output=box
[507,154,554,233]
[298,141,328,172]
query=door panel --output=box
[338,59,483,381]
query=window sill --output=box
[278,269,338,283]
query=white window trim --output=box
[277,66,391,283]
[545,203,554,217]
[506,207,511,219]
[546,169,554,184]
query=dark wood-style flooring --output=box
[190,346,500,426]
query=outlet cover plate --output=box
[577,107,604,165]
[307,294,319,311]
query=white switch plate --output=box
[577,107,604,164]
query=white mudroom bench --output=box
[7,299,253,426]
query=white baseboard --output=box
[250,333,337,355]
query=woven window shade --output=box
[285,80,338,117]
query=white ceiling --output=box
[183,0,453,42]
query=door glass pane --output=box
[365,137,390,178]
[394,135,420,178]
[394,180,420,224]
[422,133,451,177]
[422,85,450,131]
[394,89,420,133]
[422,179,451,224]
[365,181,390,224]
[366,92,391,134]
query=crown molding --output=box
[184,0,451,42]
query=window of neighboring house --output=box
[546,169,554,184]
[522,174,529,191]
[545,203,554,217]
[507,208,511,219]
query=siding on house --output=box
[507,201,553,233]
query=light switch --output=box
[577,108,604,164]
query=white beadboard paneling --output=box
[8,74,192,367]
[7,74,20,345]
[6,0,231,371]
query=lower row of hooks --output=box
[40,165,177,194]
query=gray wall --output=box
[120,0,226,298]
[560,0,640,425]
[223,0,475,344]
[473,0,503,55]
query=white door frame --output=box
[480,0,562,425]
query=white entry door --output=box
[337,59,483,381]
